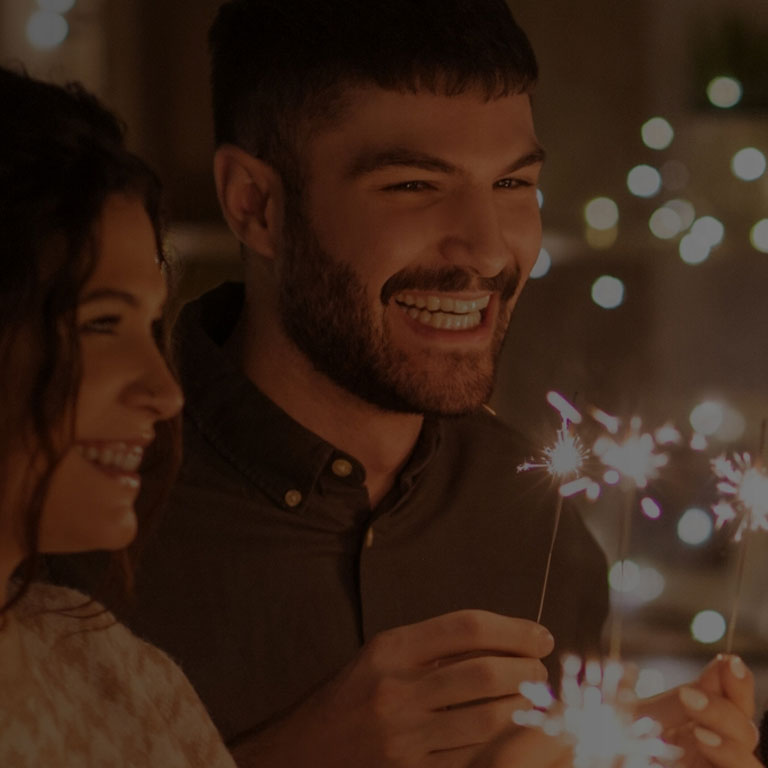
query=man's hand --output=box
[231,610,554,768]
[636,654,761,768]
[465,725,573,768]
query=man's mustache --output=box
[381,265,521,305]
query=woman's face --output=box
[37,193,183,553]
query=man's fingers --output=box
[422,696,531,752]
[424,655,548,709]
[678,686,759,750]
[369,610,554,668]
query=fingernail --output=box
[538,627,555,651]
[729,655,747,679]
[693,727,722,747]
[679,686,708,711]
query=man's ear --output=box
[213,144,283,259]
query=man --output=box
[52,1,609,765]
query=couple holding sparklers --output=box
[4,0,765,765]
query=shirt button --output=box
[284,489,302,508]
[331,458,353,478]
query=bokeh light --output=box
[585,197,619,230]
[666,199,696,231]
[640,497,661,520]
[677,508,713,546]
[707,76,743,109]
[26,10,69,49]
[609,561,665,602]
[627,165,662,198]
[679,234,711,265]
[609,559,640,593]
[690,216,724,247]
[731,148,766,182]
[649,206,683,239]
[641,117,674,150]
[751,219,768,253]
[691,610,726,644]
[689,401,723,435]
[591,276,625,309]
[530,248,551,279]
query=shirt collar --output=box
[174,282,441,512]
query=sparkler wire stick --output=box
[723,418,765,653]
[609,489,637,660]
[536,494,564,624]
[725,533,749,654]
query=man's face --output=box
[277,86,543,415]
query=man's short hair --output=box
[209,0,537,177]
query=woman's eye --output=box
[80,315,121,334]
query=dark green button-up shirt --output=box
[51,282,608,745]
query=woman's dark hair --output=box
[0,66,180,613]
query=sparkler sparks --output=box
[517,392,598,498]
[513,656,682,768]
[711,453,768,541]
[593,416,670,490]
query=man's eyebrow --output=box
[345,148,457,178]
[78,289,140,307]
[500,145,547,175]
[345,144,546,179]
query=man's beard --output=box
[277,194,521,416]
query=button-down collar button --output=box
[284,489,303,508]
[331,458,353,478]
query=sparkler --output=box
[513,655,683,768]
[710,451,768,651]
[517,392,595,623]
[591,413,675,659]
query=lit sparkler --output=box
[710,453,768,541]
[517,391,597,499]
[590,413,675,659]
[592,415,671,490]
[513,655,682,768]
[710,452,768,651]
[517,393,596,622]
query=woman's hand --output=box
[661,654,761,768]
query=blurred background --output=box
[3,0,767,711]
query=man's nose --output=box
[437,188,512,278]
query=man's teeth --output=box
[77,443,144,472]
[394,292,489,330]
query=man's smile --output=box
[393,291,492,331]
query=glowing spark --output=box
[514,656,682,768]
[711,453,768,541]
[547,390,583,425]
[593,416,669,489]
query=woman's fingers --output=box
[678,685,759,749]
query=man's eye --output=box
[384,180,434,192]
[495,178,532,190]
[80,315,121,334]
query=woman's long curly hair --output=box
[0,66,180,614]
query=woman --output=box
[0,65,236,766]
